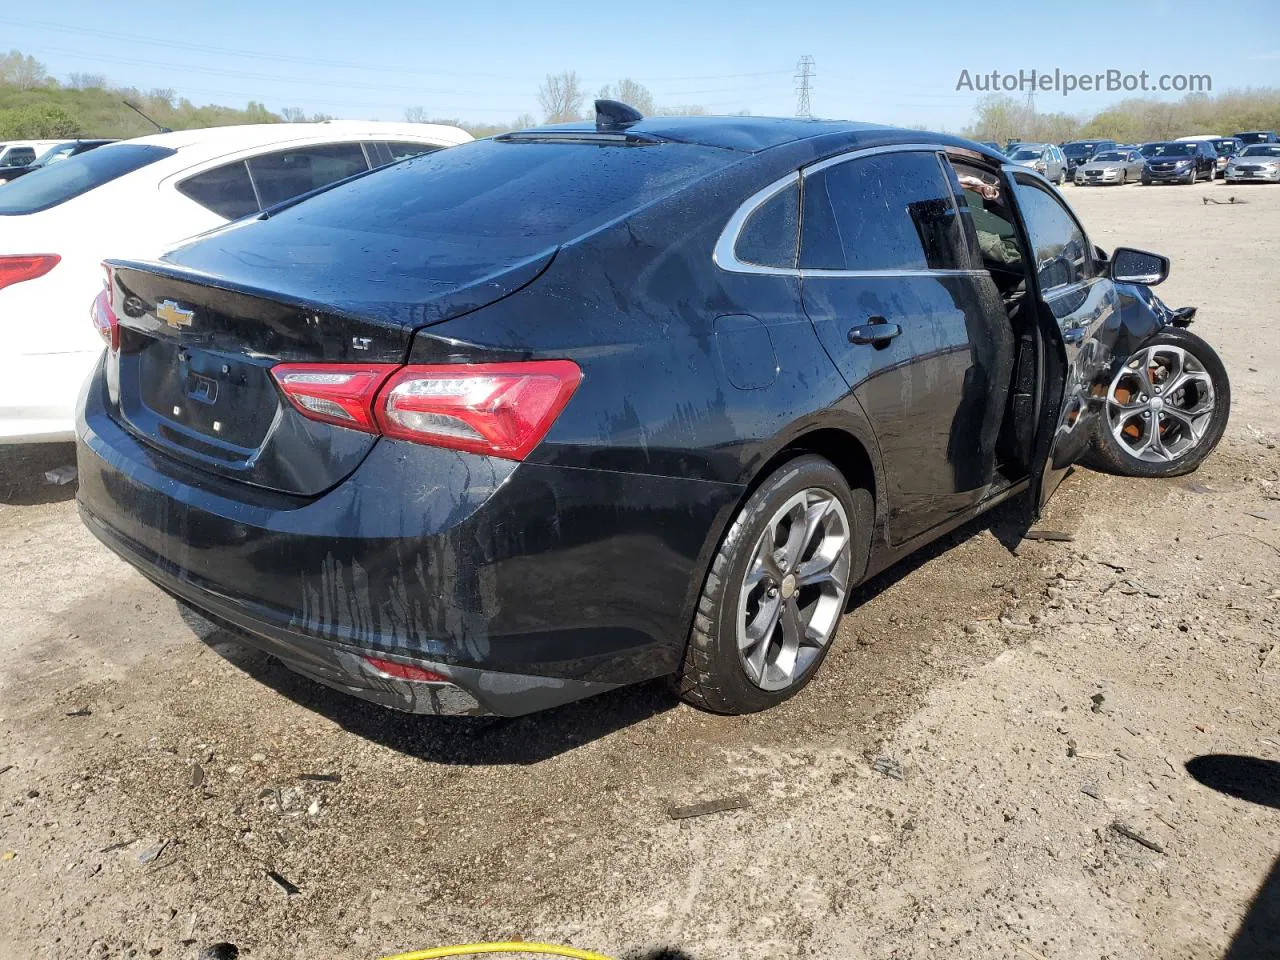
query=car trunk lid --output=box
[103,250,553,496]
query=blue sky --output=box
[9,1,1280,129]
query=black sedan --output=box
[76,105,1232,717]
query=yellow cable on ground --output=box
[380,942,615,960]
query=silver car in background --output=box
[1007,142,1067,185]
[1225,144,1280,182]
[1075,148,1145,185]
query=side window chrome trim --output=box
[712,171,800,275]
[715,143,981,279]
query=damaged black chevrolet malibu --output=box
[75,104,1230,717]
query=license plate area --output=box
[129,337,279,458]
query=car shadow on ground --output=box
[190,495,1033,767]
[190,608,681,766]
[1185,755,1280,959]
[0,442,79,506]
[845,494,1031,612]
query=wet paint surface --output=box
[77,119,1185,714]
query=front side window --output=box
[1012,175,1094,290]
[800,151,967,272]
[246,142,369,208]
[734,180,799,269]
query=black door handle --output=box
[848,321,902,346]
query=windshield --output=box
[1010,148,1042,161]
[1149,143,1196,157]
[1240,145,1280,157]
[1211,140,1238,156]
[1062,143,1096,158]
[1237,132,1275,143]
[1093,152,1124,162]
[32,143,76,166]
[0,144,175,215]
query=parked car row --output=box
[0,120,472,444]
[989,130,1280,187]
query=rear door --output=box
[1007,167,1119,514]
[799,146,1014,544]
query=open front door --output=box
[1003,166,1119,518]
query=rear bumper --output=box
[75,362,743,715]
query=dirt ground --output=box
[1,181,1278,960]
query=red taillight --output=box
[90,266,119,352]
[271,359,581,460]
[363,656,449,683]
[0,254,60,291]
[375,361,582,460]
[271,363,399,432]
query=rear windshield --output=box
[0,144,175,215]
[267,137,734,257]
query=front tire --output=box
[1084,328,1230,478]
[675,455,870,714]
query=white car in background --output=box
[0,120,472,443]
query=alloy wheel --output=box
[736,488,851,691]
[1106,344,1216,462]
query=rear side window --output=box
[800,151,967,272]
[269,138,733,258]
[735,181,799,268]
[0,144,176,215]
[247,143,369,208]
[177,161,259,219]
[378,141,440,165]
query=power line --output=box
[0,16,793,85]
[795,55,814,118]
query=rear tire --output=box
[675,455,871,714]
[1084,328,1230,478]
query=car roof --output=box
[521,115,996,155]
[121,120,471,157]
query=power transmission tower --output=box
[1025,88,1036,116]
[795,56,815,118]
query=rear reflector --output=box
[376,361,582,460]
[90,265,118,352]
[271,363,398,432]
[271,359,582,461]
[0,254,60,291]
[363,656,449,683]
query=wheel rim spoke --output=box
[735,487,852,692]
[1106,343,1216,464]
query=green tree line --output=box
[964,89,1280,145]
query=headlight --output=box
[1034,162,1046,172]
[1174,159,1192,167]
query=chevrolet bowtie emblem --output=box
[156,299,194,329]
